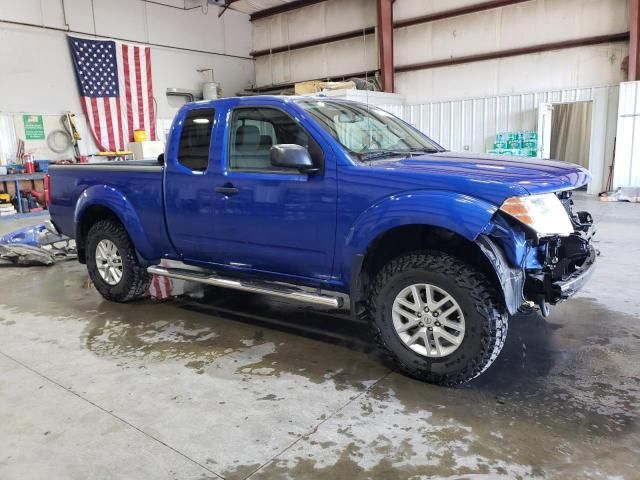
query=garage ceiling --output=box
[181,0,304,16]
[223,0,301,15]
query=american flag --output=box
[15,138,25,163]
[67,35,156,152]
[148,275,174,301]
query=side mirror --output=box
[157,153,165,165]
[270,144,317,174]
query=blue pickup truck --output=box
[48,96,596,385]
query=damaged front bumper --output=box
[478,194,596,315]
[524,229,597,306]
[551,242,596,300]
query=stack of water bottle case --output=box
[488,131,538,157]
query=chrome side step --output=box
[147,265,343,308]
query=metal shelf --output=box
[0,173,47,181]
[0,173,47,214]
[0,211,49,221]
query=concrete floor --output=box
[0,193,638,479]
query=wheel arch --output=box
[74,185,155,264]
[349,224,513,319]
[342,190,502,317]
[75,204,120,263]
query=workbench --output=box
[0,173,47,214]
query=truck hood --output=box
[370,151,591,204]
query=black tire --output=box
[86,219,151,302]
[368,251,508,386]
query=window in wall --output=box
[228,107,323,172]
[177,108,215,171]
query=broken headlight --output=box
[499,193,574,237]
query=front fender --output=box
[341,190,498,282]
[74,185,156,259]
[475,235,525,315]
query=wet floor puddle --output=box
[1,262,639,479]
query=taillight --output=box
[44,174,51,207]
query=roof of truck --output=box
[188,95,361,106]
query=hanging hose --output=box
[61,112,81,161]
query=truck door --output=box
[164,103,337,284]
[164,106,221,262]
[208,105,337,283]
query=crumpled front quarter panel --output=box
[336,164,500,287]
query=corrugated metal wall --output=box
[613,81,640,188]
[381,85,620,194]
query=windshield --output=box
[297,100,444,160]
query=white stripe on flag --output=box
[109,97,121,151]
[164,277,172,298]
[144,47,155,140]
[84,97,92,128]
[159,275,167,299]
[139,48,150,136]
[128,46,139,131]
[84,97,97,147]
[116,42,129,146]
[96,98,108,149]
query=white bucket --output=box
[202,82,221,100]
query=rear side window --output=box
[177,108,215,171]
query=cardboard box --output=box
[294,80,356,95]
[294,81,325,95]
[321,81,356,91]
[128,141,165,161]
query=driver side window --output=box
[228,107,323,172]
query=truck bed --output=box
[48,162,174,260]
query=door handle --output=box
[215,184,239,196]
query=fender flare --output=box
[74,184,156,259]
[342,190,498,283]
[475,235,525,315]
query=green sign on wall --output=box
[23,115,45,140]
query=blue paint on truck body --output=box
[48,96,591,307]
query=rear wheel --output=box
[86,220,151,302]
[368,251,507,386]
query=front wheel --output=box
[368,251,508,386]
[86,220,151,302]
